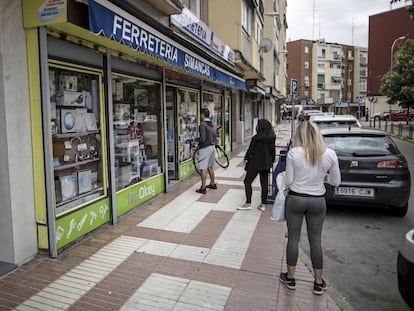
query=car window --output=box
[323,135,399,156]
[315,120,360,129]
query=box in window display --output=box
[78,170,92,194]
[59,75,78,91]
[59,174,78,201]
[56,90,85,107]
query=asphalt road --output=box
[299,137,414,311]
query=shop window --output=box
[49,64,106,215]
[224,96,231,147]
[202,92,223,145]
[178,89,199,163]
[112,74,162,191]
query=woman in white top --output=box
[279,120,341,295]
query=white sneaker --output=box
[257,204,265,212]
[237,204,252,210]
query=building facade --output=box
[208,0,287,142]
[368,6,414,116]
[287,39,368,116]
[1,0,247,264]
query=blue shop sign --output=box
[88,0,245,90]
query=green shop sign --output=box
[179,160,196,181]
[116,174,165,216]
[56,198,110,249]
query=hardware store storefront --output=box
[22,0,245,257]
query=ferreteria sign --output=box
[88,0,245,90]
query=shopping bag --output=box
[271,171,287,222]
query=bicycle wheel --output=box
[215,145,229,169]
[192,148,201,175]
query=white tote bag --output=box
[271,171,287,222]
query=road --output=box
[299,137,414,311]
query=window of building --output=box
[347,79,352,86]
[348,50,353,59]
[304,90,309,97]
[360,68,367,77]
[112,74,162,191]
[255,17,262,44]
[178,89,199,163]
[359,79,367,92]
[304,61,309,69]
[304,76,310,87]
[203,92,223,144]
[182,0,200,17]
[50,64,107,215]
[318,48,326,59]
[304,46,309,54]
[242,0,252,34]
[317,74,325,88]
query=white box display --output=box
[78,170,92,194]
[59,75,77,91]
[56,90,85,107]
[59,174,77,201]
[61,109,76,133]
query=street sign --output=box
[291,79,298,95]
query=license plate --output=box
[335,187,374,197]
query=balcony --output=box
[141,0,183,15]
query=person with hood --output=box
[195,108,217,194]
[239,119,276,211]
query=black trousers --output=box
[244,169,268,204]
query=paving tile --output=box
[2,131,343,311]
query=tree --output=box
[390,0,414,18]
[380,39,414,110]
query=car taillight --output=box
[377,160,407,168]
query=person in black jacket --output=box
[239,119,276,211]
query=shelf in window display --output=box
[54,158,101,171]
[53,130,100,140]
[55,187,104,209]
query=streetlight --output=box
[390,35,406,72]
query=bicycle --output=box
[192,127,230,175]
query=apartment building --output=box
[368,6,414,115]
[208,0,288,140]
[287,39,368,116]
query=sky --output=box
[286,0,409,47]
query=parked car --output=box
[397,228,414,309]
[321,127,411,217]
[310,114,362,129]
[370,109,400,121]
[383,109,414,121]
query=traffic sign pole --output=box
[291,79,298,138]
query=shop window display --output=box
[49,65,105,215]
[202,92,223,144]
[178,89,199,162]
[224,96,231,146]
[112,74,162,191]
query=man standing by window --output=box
[195,108,217,194]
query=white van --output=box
[309,114,362,129]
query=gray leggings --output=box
[285,194,326,269]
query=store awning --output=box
[331,76,343,83]
[88,0,246,90]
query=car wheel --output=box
[374,116,379,121]
[389,205,408,217]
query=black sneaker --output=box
[313,280,327,295]
[279,272,296,290]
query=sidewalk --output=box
[0,122,342,311]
